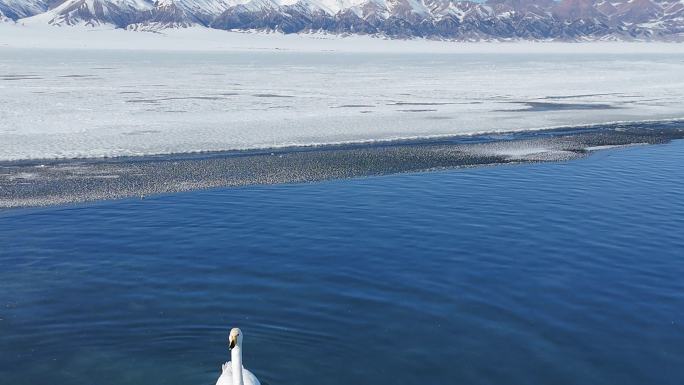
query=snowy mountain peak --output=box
[3,0,684,40]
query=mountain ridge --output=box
[2,0,684,40]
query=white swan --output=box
[216,328,261,385]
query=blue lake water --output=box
[1,141,684,385]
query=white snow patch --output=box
[1,25,684,161]
[584,143,649,151]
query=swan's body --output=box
[216,328,261,385]
[216,363,260,385]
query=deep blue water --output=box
[1,142,684,385]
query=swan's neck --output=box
[231,346,243,385]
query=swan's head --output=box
[229,328,243,350]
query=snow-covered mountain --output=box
[3,0,684,40]
[1,0,46,20]
[22,0,152,26]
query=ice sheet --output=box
[1,25,684,161]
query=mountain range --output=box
[2,0,683,41]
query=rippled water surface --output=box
[1,142,684,385]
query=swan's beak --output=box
[229,335,237,350]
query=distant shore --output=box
[2,24,684,53]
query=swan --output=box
[216,328,261,385]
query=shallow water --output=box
[3,121,683,208]
[1,141,684,385]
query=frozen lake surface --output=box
[2,46,684,161]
